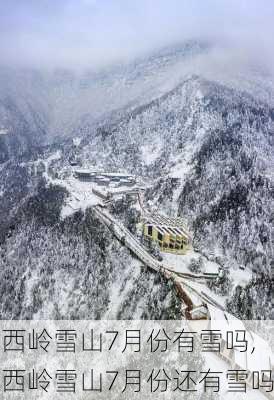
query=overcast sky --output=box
[0,0,274,70]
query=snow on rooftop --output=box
[143,212,190,239]
[74,170,134,178]
[100,172,134,177]
[143,212,188,228]
[74,169,95,175]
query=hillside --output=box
[0,45,273,320]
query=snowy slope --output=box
[0,41,273,320]
[61,74,273,318]
[0,209,180,319]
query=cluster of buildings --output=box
[74,169,136,187]
[74,168,192,255]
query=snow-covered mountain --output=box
[0,40,207,160]
[72,75,273,273]
[0,206,180,319]
[0,42,273,319]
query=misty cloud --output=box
[0,0,274,71]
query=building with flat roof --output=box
[74,169,136,185]
[142,212,192,254]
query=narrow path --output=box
[93,205,224,318]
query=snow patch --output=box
[231,267,252,289]
[161,250,220,275]
[0,128,8,135]
[141,140,162,165]
[73,137,81,147]
[168,140,197,180]
[60,177,103,218]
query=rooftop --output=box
[74,169,134,178]
[142,212,190,239]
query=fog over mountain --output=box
[1,0,274,72]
